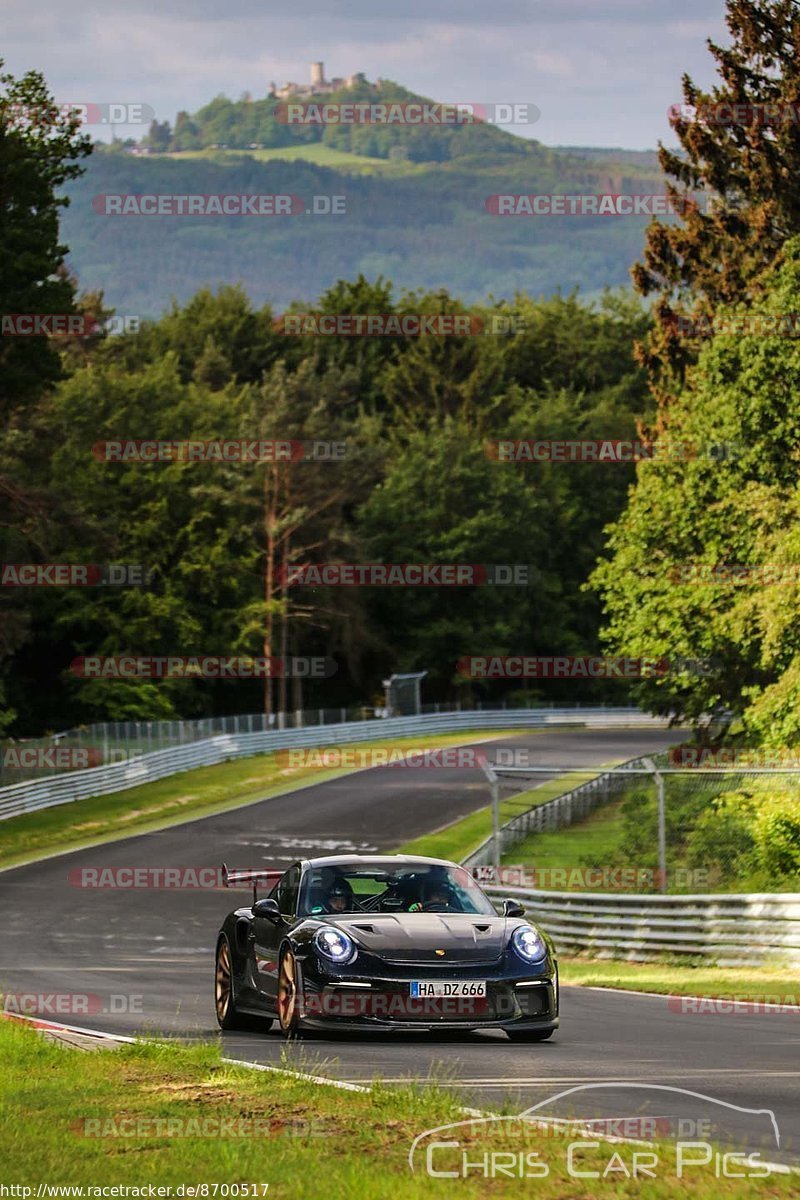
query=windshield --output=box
[297,860,497,917]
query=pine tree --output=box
[0,64,91,730]
[633,1,800,395]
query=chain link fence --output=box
[473,753,800,895]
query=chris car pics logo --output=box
[409,1084,782,1181]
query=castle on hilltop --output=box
[270,63,379,99]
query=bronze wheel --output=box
[215,936,245,1030]
[277,947,300,1037]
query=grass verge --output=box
[0,730,516,872]
[507,799,625,873]
[560,958,800,1003]
[0,1020,793,1196]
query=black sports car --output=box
[214,854,558,1040]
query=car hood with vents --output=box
[322,913,516,963]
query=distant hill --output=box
[62,82,671,316]
[143,78,547,164]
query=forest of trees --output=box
[0,263,652,733]
[4,1,800,750]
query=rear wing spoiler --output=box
[222,863,283,903]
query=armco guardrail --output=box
[0,707,668,822]
[485,886,800,968]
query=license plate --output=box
[409,980,486,998]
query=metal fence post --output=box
[643,756,667,894]
[491,775,501,879]
[480,761,502,880]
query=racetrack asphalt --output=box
[1,726,798,1166]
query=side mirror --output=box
[502,898,525,918]
[252,897,282,921]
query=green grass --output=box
[160,143,425,175]
[1,1020,793,1195]
[560,959,800,1003]
[507,799,626,873]
[0,730,517,872]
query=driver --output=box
[315,875,358,915]
[408,877,456,912]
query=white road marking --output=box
[293,1071,800,1084]
[578,984,800,1014]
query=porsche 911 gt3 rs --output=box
[214,854,558,1040]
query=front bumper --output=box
[296,974,558,1032]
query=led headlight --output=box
[511,925,547,963]
[314,926,357,965]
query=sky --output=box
[3,0,730,148]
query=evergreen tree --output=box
[0,62,91,731]
[632,1,800,394]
